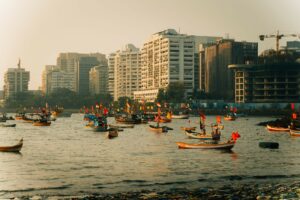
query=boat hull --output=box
[184,130,213,140]
[180,127,196,131]
[33,122,51,126]
[172,115,189,119]
[176,141,235,150]
[290,129,300,136]
[0,124,16,127]
[0,139,23,152]
[149,125,168,133]
[266,124,289,132]
[109,124,134,129]
[106,130,118,139]
[224,116,236,121]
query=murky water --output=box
[0,114,300,198]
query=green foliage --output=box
[156,82,186,103]
[4,89,113,109]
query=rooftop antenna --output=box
[17,58,21,69]
[225,33,229,39]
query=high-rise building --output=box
[3,59,30,99]
[287,41,300,49]
[108,53,116,97]
[56,52,107,94]
[42,65,76,94]
[77,57,99,95]
[230,48,300,103]
[200,39,258,100]
[89,65,108,95]
[134,29,221,102]
[108,44,141,101]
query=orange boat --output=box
[0,139,23,152]
[224,115,236,121]
[266,124,289,132]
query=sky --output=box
[0,0,299,90]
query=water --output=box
[1,114,300,198]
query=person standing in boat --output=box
[200,113,206,135]
[211,124,221,141]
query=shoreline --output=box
[13,182,300,199]
[0,108,293,117]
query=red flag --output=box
[103,108,109,115]
[233,107,237,113]
[291,103,295,110]
[292,113,297,120]
[200,113,206,121]
[216,116,221,124]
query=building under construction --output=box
[229,49,300,103]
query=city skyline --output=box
[0,0,299,90]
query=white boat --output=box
[266,124,289,132]
[172,114,189,119]
[184,130,213,140]
[176,141,235,150]
[290,129,300,136]
[109,124,134,129]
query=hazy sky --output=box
[0,0,299,89]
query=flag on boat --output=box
[291,103,295,110]
[200,113,206,121]
[233,107,237,113]
[216,115,222,124]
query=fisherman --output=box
[211,124,221,141]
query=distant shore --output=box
[0,107,293,117]
[16,181,300,200]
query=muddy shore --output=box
[15,182,300,200]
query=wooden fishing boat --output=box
[224,115,236,121]
[176,141,235,150]
[0,139,23,152]
[15,116,23,120]
[149,124,171,133]
[33,121,51,126]
[180,126,196,131]
[93,126,108,132]
[106,129,118,139]
[184,130,213,140]
[109,124,134,129]
[290,129,300,136]
[172,114,189,119]
[158,117,171,123]
[115,114,142,124]
[0,124,16,127]
[266,124,289,132]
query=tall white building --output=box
[89,65,108,95]
[3,59,30,99]
[108,44,141,101]
[134,29,221,102]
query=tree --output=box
[156,88,166,103]
[165,82,185,103]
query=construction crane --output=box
[259,31,300,53]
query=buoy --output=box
[259,142,279,149]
